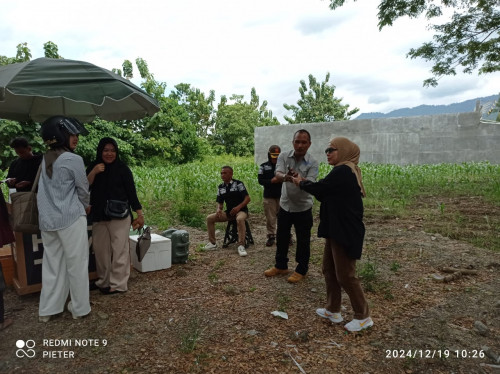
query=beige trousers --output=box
[263,197,280,236]
[92,216,131,291]
[206,211,248,245]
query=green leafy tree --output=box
[283,72,359,124]
[43,41,62,59]
[213,88,280,156]
[77,119,150,166]
[0,42,32,66]
[170,83,216,138]
[123,59,203,164]
[329,0,500,87]
[140,95,201,164]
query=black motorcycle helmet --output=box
[41,116,88,148]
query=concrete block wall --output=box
[254,112,500,165]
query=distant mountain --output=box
[356,94,499,120]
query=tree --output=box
[329,0,500,87]
[43,41,63,59]
[111,58,203,164]
[0,43,202,166]
[77,119,149,166]
[0,43,53,167]
[488,93,500,121]
[169,83,216,138]
[283,73,359,124]
[213,89,280,156]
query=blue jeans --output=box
[275,208,313,275]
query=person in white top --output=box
[37,116,91,322]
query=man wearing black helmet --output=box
[37,116,91,322]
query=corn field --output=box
[2,157,498,231]
[131,157,500,230]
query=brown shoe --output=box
[264,267,289,277]
[287,272,305,283]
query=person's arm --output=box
[299,166,346,199]
[132,209,144,230]
[275,153,293,182]
[122,166,145,229]
[14,180,32,190]
[5,178,16,188]
[215,185,225,218]
[230,194,250,216]
[70,156,90,209]
[215,202,225,218]
[6,160,17,188]
[87,163,105,185]
[303,157,319,182]
[257,165,269,186]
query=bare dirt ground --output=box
[1,196,499,374]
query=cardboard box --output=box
[129,234,171,272]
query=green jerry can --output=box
[160,228,190,264]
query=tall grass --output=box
[132,156,261,230]
[2,158,498,241]
[357,162,500,216]
[131,158,499,230]
[130,158,499,253]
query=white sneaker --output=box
[316,308,343,323]
[38,315,51,323]
[237,245,247,257]
[344,317,374,332]
[204,242,217,250]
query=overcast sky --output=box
[1,0,498,122]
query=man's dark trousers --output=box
[275,207,313,275]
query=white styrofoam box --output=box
[129,234,171,272]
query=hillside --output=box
[356,94,499,120]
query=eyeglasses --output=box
[325,147,338,154]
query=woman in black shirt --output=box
[87,138,144,294]
[293,136,373,332]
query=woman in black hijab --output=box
[292,136,372,332]
[87,137,144,294]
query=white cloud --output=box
[1,0,498,121]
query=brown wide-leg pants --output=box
[323,238,370,320]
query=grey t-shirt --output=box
[276,150,318,212]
